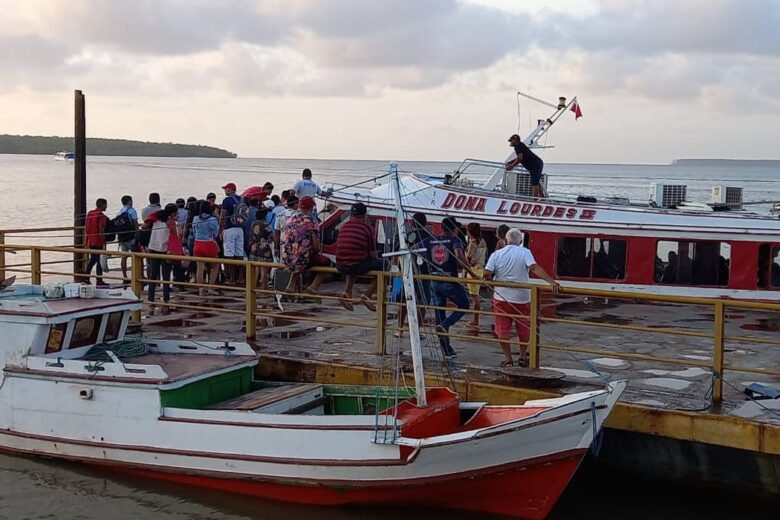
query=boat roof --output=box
[0,285,140,321]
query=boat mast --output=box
[389,163,427,407]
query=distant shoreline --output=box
[0,134,237,159]
[673,159,780,167]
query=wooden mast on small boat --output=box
[389,162,427,407]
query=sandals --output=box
[303,287,322,304]
[339,293,354,311]
[500,360,514,368]
[360,294,377,312]
[517,353,530,368]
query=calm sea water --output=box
[0,154,778,519]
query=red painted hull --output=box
[109,449,586,519]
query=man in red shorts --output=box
[484,228,560,367]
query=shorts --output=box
[119,240,135,252]
[467,267,484,297]
[193,239,220,258]
[308,253,332,268]
[529,168,542,186]
[222,227,244,257]
[492,298,531,341]
[337,257,382,277]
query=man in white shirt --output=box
[291,168,321,198]
[484,228,560,367]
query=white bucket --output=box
[79,284,95,299]
[63,283,81,298]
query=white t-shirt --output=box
[292,179,321,197]
[485,245,536,303]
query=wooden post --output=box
[73,90,87,281]
[712,301,726,404]
[31,247,41,285]
[375,270,387,354]
[529,285,540,369]
[131,253,143,324]
[0,231,5,283]
[245,261,257,341]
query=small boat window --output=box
[656,240,730,286]
[103,311,124,342]
[757,244,780,288]
[68,316,101,349]
[45,323,68,354]
[556,237,627,280]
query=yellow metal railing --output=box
[1,236,779,405]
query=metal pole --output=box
[0,231,5,283]
[712,301,726,404]
[374,271,387,354]
[245,262,257,341]
[529,285,540,369]
[73,90,87,280]
[390,163,427,407]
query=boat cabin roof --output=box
[0,285,140,323]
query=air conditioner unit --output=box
[505,171,547,196]
[711,186,743,210]
[650,184,687,208]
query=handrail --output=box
[0,240,778,406]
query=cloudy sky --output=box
[1,0,778,163]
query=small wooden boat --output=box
[0,171,625,518]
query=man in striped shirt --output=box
[335,202,380,311]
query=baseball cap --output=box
[299,196,315,210]
[286,195,299,206]
[350,202,367,216]
[221,182,237,191]
[508,134,521,142]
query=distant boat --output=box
[54,151,75,161]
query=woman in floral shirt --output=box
[281,197,330,296]
[247,205,274,292]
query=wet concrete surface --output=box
[134,282,780,425]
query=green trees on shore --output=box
[0,134,237,158]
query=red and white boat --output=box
[0,195,625,519]
[320,94,780,301]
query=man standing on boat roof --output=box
[506,134,546,198]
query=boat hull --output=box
[1,441,584,519]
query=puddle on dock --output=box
[153,318,207,328]
[555,299,620,314]
[267,350,311,359]
[740,318,780,332]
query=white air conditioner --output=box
[650,184,687,208]
[505,171,547,196]
[711,186,743,209]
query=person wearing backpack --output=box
[220,182,246,285]
[247,205,273,294]
[84,198,110,287]
[114,195,139,281]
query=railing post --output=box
[245,260,257,341]
[131,253,143,324]
[30,247,41,285]
[529,285,540,369]
[712,301,725,404]
[375,270,387,355]
[0,231,5,283]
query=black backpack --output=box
[110,212,136,242]
[135,221,153,248]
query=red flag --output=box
[570,101,583,120]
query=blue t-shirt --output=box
[192,215,219,241]
[119,205,138,221]
[424,234,464,277]
[221,194,241,229]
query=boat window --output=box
[103,312,124,342]
[45,323,68,354]
[758,244,780,288]
[656,240,730,286]
[321,211,351,246]
[68,316,101,349]
[556,237,627,280]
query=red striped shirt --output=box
[336,219,375,266]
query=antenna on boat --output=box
[516,91,578,148]
[388,163,427,407]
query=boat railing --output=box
[1,227,779,407]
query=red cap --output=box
[299,196,315,210]
[221,182,237,191]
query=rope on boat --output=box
[82,338,150,363]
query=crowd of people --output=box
[82,166,561,365]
